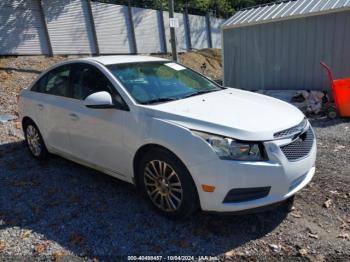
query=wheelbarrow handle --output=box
[320,61,334,82]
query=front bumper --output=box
[188,130,317,213]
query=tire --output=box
[138,148,199,220]
[327,109,337,119]
[284,195,295,212]
[23,120,48,160]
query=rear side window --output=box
[33,65,70,97]
[70,64,114,100]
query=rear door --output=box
[30,64,73,153]
[65,63,130,178]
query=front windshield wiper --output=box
[182,89,220,99]
[142,97,179,105]
[142,89,221,105]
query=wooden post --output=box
[168,0,177,61]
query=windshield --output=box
[106,61,223,104]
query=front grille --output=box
[280,127,314,161]
[274,118,307,139]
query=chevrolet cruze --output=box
[18,56,316,219]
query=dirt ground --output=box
[0,53,349,261]
[163,48,223,81]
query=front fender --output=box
[140,117,218,168]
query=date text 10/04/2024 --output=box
[127,256,219,261]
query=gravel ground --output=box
[0,56,349,261]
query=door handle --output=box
[69,113,79,121]
[37,104,44,110]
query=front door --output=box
[65,63,130,178]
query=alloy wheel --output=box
[144,160,183,212]
[26,125,42,157]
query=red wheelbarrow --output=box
[320,62,350,119]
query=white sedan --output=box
[18,56,316,219]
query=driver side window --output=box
[70,64,113,100]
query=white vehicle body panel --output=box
[18,56,316,213]
[146,88,305,141]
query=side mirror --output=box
[84,91,114,109]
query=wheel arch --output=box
[132,144,199,198]
[21,116,49,159]
[22,116,35,129]
[133,144,168,188]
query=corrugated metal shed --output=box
[0,0,49,55]
[91,2,133,54]
[42,0,96,54]
[223,0,350,91]
[224,0,350,29]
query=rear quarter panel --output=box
[19,89,38,125]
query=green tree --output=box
[94,0,278,17]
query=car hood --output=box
[144,88,305,141]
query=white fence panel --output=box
[91,2,132,54]
[42,0,96,54]
[132,7,162,53]
[0,0,224,55]
[188,14,208,50]
[211,17,225,48]
[0,0,48,55]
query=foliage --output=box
[93,0,279,17]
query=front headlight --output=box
[192,130,267,161]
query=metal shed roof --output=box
[223,0,350,29]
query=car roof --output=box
[81,55,169,65]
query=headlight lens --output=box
[193,131,266,161]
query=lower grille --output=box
[280,127,314,161]
[223,187,270,203]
